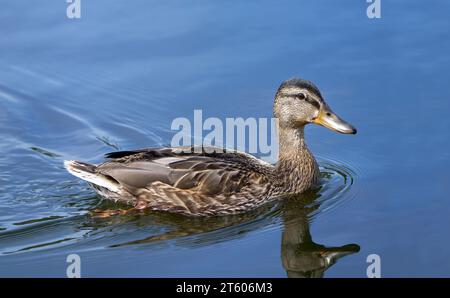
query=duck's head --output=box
[274,78,357,134]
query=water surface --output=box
[1,1,450,277]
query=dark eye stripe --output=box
[306,98,321,109]
[277,92,321,109]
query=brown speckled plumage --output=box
[65,78,356,216]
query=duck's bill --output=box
[313,108,357,134]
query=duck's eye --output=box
[297,93,306,100]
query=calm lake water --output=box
[1,1,450,277]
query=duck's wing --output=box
[96,146,274,214]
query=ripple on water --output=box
[309,155,359,220]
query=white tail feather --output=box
[64,160,120,192]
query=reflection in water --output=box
[89,200,281,248]
[281,191,360,278]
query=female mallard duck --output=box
[65,78,356,216]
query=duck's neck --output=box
[275,127,320,193]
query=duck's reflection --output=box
[88,187,359,277]
[280,191,359,278]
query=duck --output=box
[64,78,356,216]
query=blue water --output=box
[1,0,450,277]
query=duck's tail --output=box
[64,160,120,192]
